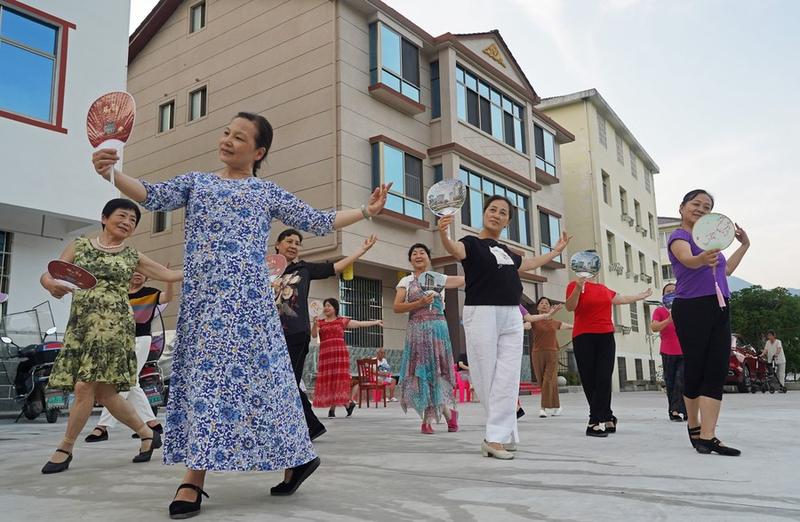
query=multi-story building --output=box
[658,216,681,284]
[125,0,574,364]
[538,89,662,391]
[0,0,130,327]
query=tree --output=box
[730,286,800,378]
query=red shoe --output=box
[421,423,434,434]
[447,410,459,432]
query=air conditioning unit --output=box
[633,274,639,282]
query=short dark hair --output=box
[407,243,431,261]
[681,189,715,209]
[483,194,515,220]
[323,297,340,316]
[101,199,141,229]
[536,296,552,307]
[234,112,273,176]
[767,330,776,336]
[277,228,303,244]
[662,282,676,294]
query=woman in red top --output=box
[650,283,686,422]
[565,261,651,437]
[311,298,383,418]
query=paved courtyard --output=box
[0,391,797,521]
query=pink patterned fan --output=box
[266,254,288,283]
[0,292,8,304]
[86,91,136,186]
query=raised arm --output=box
[725,224,750,276]
[669,239,720,270]
[311,320,319,339]
[333,184,392,229]
[519,231,571,272]
[564,279,585,312]
[559,322,573,330]
[444,276,465,289]
[334,235,377,274]
[40,241,77,299]
[92,150,147,202]
[523,304,564,323]
[159,278,175,305]
[348,319,384,329]
[437,215,466,260]
[612,288,652,305]
[136,254,184,283]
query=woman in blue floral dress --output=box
[92,112,390,519]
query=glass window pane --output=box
[495,186,506,198]
[456,65,464,83]
[466,89,479,126]
[478,81,490,98]
[380,24,401,73]
[519,211,529,246]
[470,189,483,228]
[546,163,556,175]
[465,72,477,91]
[383,144,404,192]
[491,104,503,140]
[190,3,205,32]
[405,200,423,220]
[503,112,514,147]
[550,216,560,249]
[386,193,403,214]
[458,168,468,184]
[456,83,466,120]
[519,196,527,210]
[514,104,523,118]
[544,131,555,162]
[159,103,173,132]
[404,154,422,200]
[0,41,54,121]
[536,158,545,170]
[1,8,57,54]
[401,38,419,85]
[401,81,420,102]
[514,118,523,151]
[502,96,513,112]
[381,70,401,92]
[469,173,481,189]
[539,212,550,246]
[490,88,501,105]
[479,97,491,133]
[482,179,494,195]
[507,192,517,206]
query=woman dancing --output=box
[438,196,569,459]
[668,189,749,455]
[312,297,383,417]
[40,199,182,473]
[394,243,464,434]
[650,283,686,422]
[523,297,571,418]
[91,112,390,518]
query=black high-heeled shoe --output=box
[586,424,608,437]
[687,425,701,448]
[169,483,209,519]
[41,448,72,474]
[132,429,162,463]
[604,415,618,434]
[327,407,335,418]
[669,412,683,422]
[694,437,741,456]
[270,456,321,496]
[85,427,108,443]
[132,423,163,438]
[345,401,356,417]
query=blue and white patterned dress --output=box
[141,172,334,471]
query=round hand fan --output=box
[48,260,97,290]
[86,91,136,186]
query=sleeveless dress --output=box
[48,237,139,391]
[312,317,352,407]
[398,277,456,422]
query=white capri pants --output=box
[462,305,523,444]
[98,335,156,428]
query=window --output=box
[0,231,11,316]
[458,167,531,245]
[634,200,642,228]
[662,264,674,281]
[158,101,174,133]
[371,141,423,220]
[188,86,207,121]
[597,114,607,148]
[369,22,420,102]
[649,360,656,380]
[638,252,646,276]
[430,61,440,118]
[0,4,72,130]
[652,261,660,287]
[630,303,639,333]
[619,187,628,216]
[339,276,383,348]
[433,164,443,184]
[616,132,624,164]
[606,231,616,264]
[624,243,632,275]
[189,2,205,33]
[660,231,670,248]
[645,169,652,193]
[152,211,170,234]
[456,64,526,153]
[539,211,562,263]
[534,125,556,176]
[635,358,643,379]
[630,149,638,178]
[648,213,655,239]
[601,171,611,205]
[617,357,628,386]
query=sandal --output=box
[41,448,73,474]
[687,425,701,448]
[132,430,162,463]
[85,426,108,443]
[270,457,321,496]
[694,437,741,456]
[169,483,209,519]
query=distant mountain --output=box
[728,276,800,296]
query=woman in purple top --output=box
[668,189,749,456]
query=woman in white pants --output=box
[438,195,569,459]
[86,273,172,441]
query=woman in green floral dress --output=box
[40,199,182,474]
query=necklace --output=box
[96,236,124,249]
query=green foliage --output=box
[730,286,800,375]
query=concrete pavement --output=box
[0,391,797,521]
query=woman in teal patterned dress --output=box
[394,243,464,434]
[40,199,183,474]
[91,112,390,518]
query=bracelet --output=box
[360,204,372,221]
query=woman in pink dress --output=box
[311,298,382,417]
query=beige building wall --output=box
[540,92,662,391]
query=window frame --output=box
[601,171,611,205]
[0,230,12,316]
[368,21,420,103]
[371,139,425,221]
[0,1,75,133]
[157,99,175,134]
[538,210,562,263]
[189,1,206,34]
[151,210,171,235]
[458,166,531,246]
[630,149,638,178]
[188,85,207,122]
[534,124,557,177]
[606,230,616,264]
[339,276,383,349]
[597,114,607,148]
[615,132,625,165]
[456,63,527,154]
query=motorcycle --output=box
[139,303,168,416]
[1,326,70,423]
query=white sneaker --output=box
[389,397,398,402]
[539,409,548,418]
[550,407,562,417]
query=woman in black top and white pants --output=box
[439,195,569,459]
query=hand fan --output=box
[569,250,601,293]
[86,91,136,187]
[308,299,322,319]
[426,179,466,239]
[48,260,97,290]
[417,271,447,310]
[692,213,736,309]
[266,254,288,283]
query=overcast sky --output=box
[130,0,799,289]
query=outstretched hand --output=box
[92,148,118,180]
[549,303,564,316]
[366,183,393,217]
[554,231,572,253]
[360,234,378,253]
[438,214,455,234]
[734,223,749,246]
[638,288,653,301]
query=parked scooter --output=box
[1,327,70,423]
